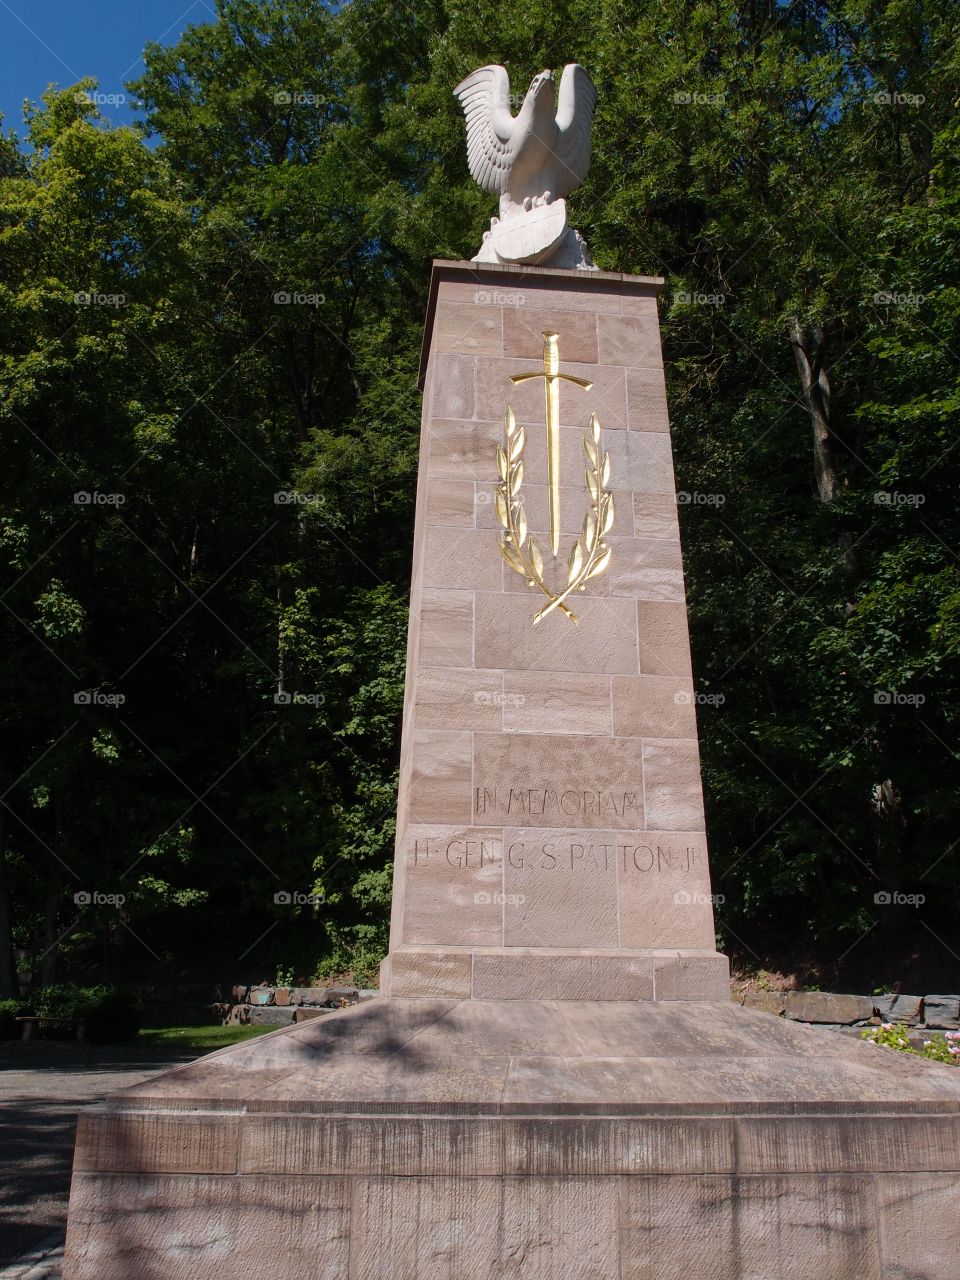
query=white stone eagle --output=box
[453,64,599,268]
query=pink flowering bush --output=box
[861,1023,960,1065]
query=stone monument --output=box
[379,261,729,1003]
[62,63,960,1280]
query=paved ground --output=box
[0,1232,63,1279]
[0,1042,191,1274]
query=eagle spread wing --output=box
[552,64,598,198]
[453,65,515,195]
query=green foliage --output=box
[0,0,958,990]
[919,1032,960,1066]
[30,984,142,1043]
[862,1024,960,1066]
[862,1022,915,1053]
[138,1023,272,1053]
[0,998,27,1039]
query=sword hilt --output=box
[543,331,560,377]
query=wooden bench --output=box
[16,1015,86,1042]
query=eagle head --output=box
[526,69,555,113]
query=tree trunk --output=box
[788,317,837,504]
[789,321,904,889]
[38,790,65,988]
[0,811,18,998]
[38,884,60,988]
[789,317,858,610]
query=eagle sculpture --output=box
[453,64,599,268]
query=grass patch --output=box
[137,1024,274,1055]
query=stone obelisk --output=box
[61,61,960,1280]
[379,256,729,1002]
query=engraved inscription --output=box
[471,735,646,830]
[474,784,641,824]
[411,836,503,868]
[506,839,701,872]
[408,832,703,874]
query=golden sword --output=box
[511,332,592,556]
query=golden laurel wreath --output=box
[495,407,614,625]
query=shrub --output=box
[31,984,142,1044]
[81,986,142,1044]
[0,998,27,1040]
[922,1030,960,1065]
[861,1022,913,1052]
[861,1023,959,1066]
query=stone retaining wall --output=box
[220,985,377,1028]
[143,984,959,1032]
[736,990,960,1029]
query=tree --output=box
[0,0,957,991]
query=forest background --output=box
[1,0,957,995]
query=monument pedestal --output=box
[62,261,960,1277]
[64,998,960,1278]
[380,944,729,1000]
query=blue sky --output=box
[0,0,216,136]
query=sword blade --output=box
[545,374,560,556]
[542,334,561,555]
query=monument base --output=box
[380,945,729,1000]
[63,998,960,1279]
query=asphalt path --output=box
[0,1042,190,1271]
